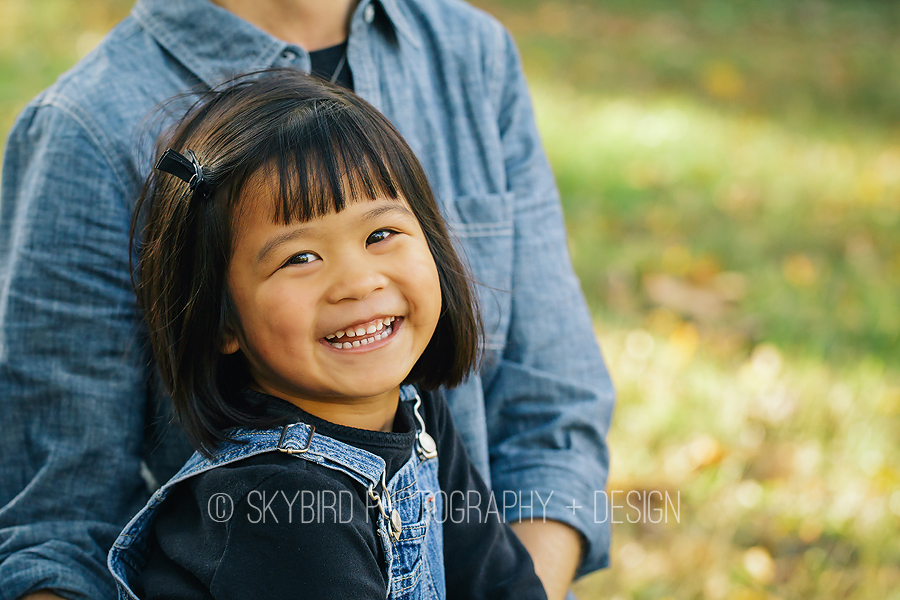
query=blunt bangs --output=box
[178,75,423,234]
[234,99,411,227]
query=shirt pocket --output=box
[444,192,515,353]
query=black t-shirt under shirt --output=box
[309,42,353,89]
[137,390,547,600]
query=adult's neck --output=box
[210,0,359,51]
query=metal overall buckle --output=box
[412,392,437,460]
[276,423,315,455]
[368,471,403,541]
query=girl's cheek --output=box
[265,280,314,307]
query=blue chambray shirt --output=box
[0,0,614,597]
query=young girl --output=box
[107,71,547,600]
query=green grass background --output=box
[2,1,898,598]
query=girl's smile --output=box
[323,315,400,350]
[222,182,442,430]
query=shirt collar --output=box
[375,0,422,49]
[131,0,420,89]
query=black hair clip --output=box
[155,148,212,199]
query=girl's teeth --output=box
[328,324,393,349]
[327,319,397,344]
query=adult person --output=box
[0,1,614,599]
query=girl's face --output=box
[222,178,442,428]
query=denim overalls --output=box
[108,387,445,599]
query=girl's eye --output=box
[284,252,320,267]
[366,229,396,245]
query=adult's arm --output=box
[510,520,583,600]
[0,98,148,600]
[482,25,615,582]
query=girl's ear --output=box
[221,325,241,355]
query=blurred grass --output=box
[0,0,129,135]
[470,1,900,598]
[2,1,899,599]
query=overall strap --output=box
[162,384,424,496]
[168,422,387,494]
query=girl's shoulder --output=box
[186,450,372,511]
[143,452,389,599]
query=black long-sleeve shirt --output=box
[137,389,547,600]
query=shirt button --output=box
[363,4,375,23]
[281,49,297,61]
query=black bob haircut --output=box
[133,69,481,456]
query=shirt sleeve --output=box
[0,99,149,600]
[482,25,616,576]
[210,470,386,600]
[141,463,387,600]
[430,393,548,600]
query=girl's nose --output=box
[326,261,389,303]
